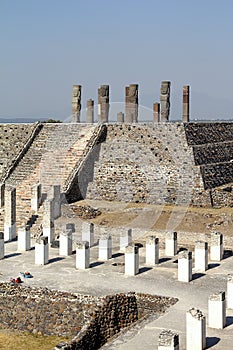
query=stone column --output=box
[227,274,233,309]
[125,244,139,276]
[35,236,49,265]
[18,225,31,252]
[146,236,159,265]
[125,84,139,123]
[210,232,223,261]
[117,112,124,123]
[31,183,42,212]
[42,199,55,244]
[99,233,112,260]
[160,81,171,122]
[86,99,94,123]
[208,291,226,329]
[72,85,82,123]
[120,228,132,251]
[4,186,16,242]
[98,85,109,123]
[82,222,94,247]
[194,241,208,272]
[0,232,4,259]
[59,228,73,256]
[186,308,206,350]
[158,329,179,350]
[182,85,190,122]
[153,102,160,123]
[76,241,90,269]
[48,185,61,219]
[0,183,5,207]
[165,231,177,257]
[178,250,192,282]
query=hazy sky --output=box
[0,0,233,121]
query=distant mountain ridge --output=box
[0,117,48,123]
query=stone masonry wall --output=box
[0,283,100,337]
[86,123,209,207]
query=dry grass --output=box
[0,329,69,350]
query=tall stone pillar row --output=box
[31,183,42,212]
[182,85,190,122]
[158,330,179,350]
[125,84,139,123]
[98,85,109,123]
[86,99,94,123]
[0,232,4,259]
[42,199,55,244]
[72,85,82,123]
[208,291,226,329]
[186,308,206,350]
[227,274,233,309]
[160,81,171,122]
[4,186,16,242]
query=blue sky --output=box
[0,0,233,121]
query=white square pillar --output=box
[165,231,177,256]
[59,229,73,256]
[82,222,94,247]
[158,329,179,350]
[186,308,206,350]
[35,236,49,265]
[0,232,4,259]
[120,228,132,251]
[227,274,233,309]
[210,232,223,261]
[42,199,55,244]
[125,244,139,276]
[178,250,192,282]
[99,233,112,260]
[146,235,159,265]
[76,241,90,269]
[194,241,208,272]
[208,291,226,329]
[4,186,16,242]
[18,225,31,251]
[31,183,42,212]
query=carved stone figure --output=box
[72,85,82,123]
[160,81,171,122]
[125,84,139,123]
[98,85,109,123]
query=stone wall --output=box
[86,123,208,207]
[184,122,233,145]
[54,293,177,350]
[0,283,100,337]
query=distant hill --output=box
[0,117,48,123]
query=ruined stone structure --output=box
[160,81,171,122]
[0,121,232,235]
[98,85,109,123]
[72,85,82,123]
[125,84,139,123]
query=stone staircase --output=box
[3,123,99,231]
